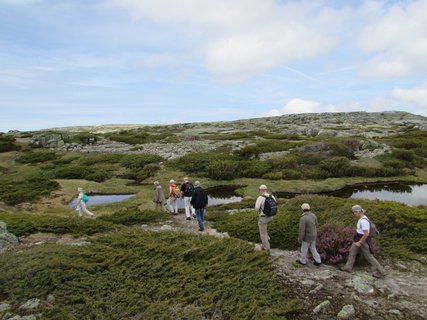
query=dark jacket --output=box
[190,186,208,209]
[181,182,194,197]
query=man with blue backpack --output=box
[75,187,96,218]
[255,185,277,250]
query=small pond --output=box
[173,185,243,208]
[276,183,427,207]
[69,194,135,208]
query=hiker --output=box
[181,177,195,221]
[75,187,96,218]
[340,205,386,278]
[153,181,165,211]
[254,184,277,250]
[296,203,322,266]
[190,181,208,231]
[167,179,179,215]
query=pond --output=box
[331,182,427,207]
[275,182,427,207]
[69,194,135,208]
[172,185,243,208]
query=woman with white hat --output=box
[75,187,96,218]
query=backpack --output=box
[173,185,180,197]
[82,193,89,203]
[361,217,379,237]
[184,183,194,196]
[262,195,277,217]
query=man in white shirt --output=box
[340,205,385,278]
[254,185,275,250]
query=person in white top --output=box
[340,205,385,278]
[254,184,275,250]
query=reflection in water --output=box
[275,183,427,207]
[69,194,135,207]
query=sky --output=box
[0,0,426,131]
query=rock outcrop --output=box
[0,221,18,253]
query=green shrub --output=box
[48,165,115,182]
[207,160,240,180]
[0,136,21,153]
[234,144,261,158]
[64,132,98,145]
[0,231,302,319]
[108,130,150,144]
[120,154,163,169]
[99,207,169,225]
[0,212,116,236]
[255,140,298,153]
[126,163,161,183]
[78,154,124,166]
[239,160,271,178]
[320,157,352,177]
[0,177,59,205]
[167,152,236,173]
[262,172,283,180]
[17,150,58,163]
[281,169,302,180]
[267,154,299,170]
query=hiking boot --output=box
[339,266,352,273]
[198,228,204,232]
[372,271,386,278]
[295,260,306,266]
[313,261,322,267]
[186,217,191,221]
[192,214,197,219]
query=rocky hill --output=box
[22,111,427,159]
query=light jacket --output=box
[298,211,318,243]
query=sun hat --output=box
[301,203,310,211]
[351,205,365,213]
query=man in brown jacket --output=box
[296,203,322,266]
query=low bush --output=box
[99,207,169,225]
[207,160,240,180]
[48,165,115,183]
[63,132,98,145]
[120,154,163,169]
[0,231,302,319]
[125,163,161,183]
[0,177,59,205]
[0,136,21,153]
[316,224,354,264]
[0,212,116,236]
[17,150,58,164]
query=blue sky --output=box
[0,0,426,131]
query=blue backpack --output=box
[82,193,89,203]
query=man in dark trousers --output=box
[190,181,208,231]
[181,177,196,220]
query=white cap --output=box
[77,187,84,192]
[195,181,200,186]
[184,177,189,182]
[301,203,310,211]
[351,205,365,213]
[259,184,268,190]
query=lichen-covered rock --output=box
[337,304,356,319]
[0,221,19,253]
[313,300,330,314]
[19,299,40,312]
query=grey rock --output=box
[300,280,315,286]
[0,303,11,312]
[7,316,38,320]
[388,309,403,319]
[66,241,91,247]
[351,275,374,294]
[46,294,55,304]
[317,129,338,137]
[313,300,330,314]
[160,225,173,231]
[0,221,19,253]
[337,305,356,320]
[309,284,323,295]
[19,299,40,312]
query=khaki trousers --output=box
[258,215,273,250]
[344,242,384,273]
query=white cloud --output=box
[391,83,427,110]
[268,98,333,116]
[113,0,351,81]
[358,0,427,78]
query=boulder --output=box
[313,300,330,314]
[19,299,40,312]
[0,221,19,253]
[337,304,356,319]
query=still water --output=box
[331,183,427,206]
[69,194,135,207]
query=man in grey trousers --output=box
[296,203,322,266]
[255,185,275,250]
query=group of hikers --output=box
[255,184,386,278]
[153,177,208,231]
[74,182,386,278]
